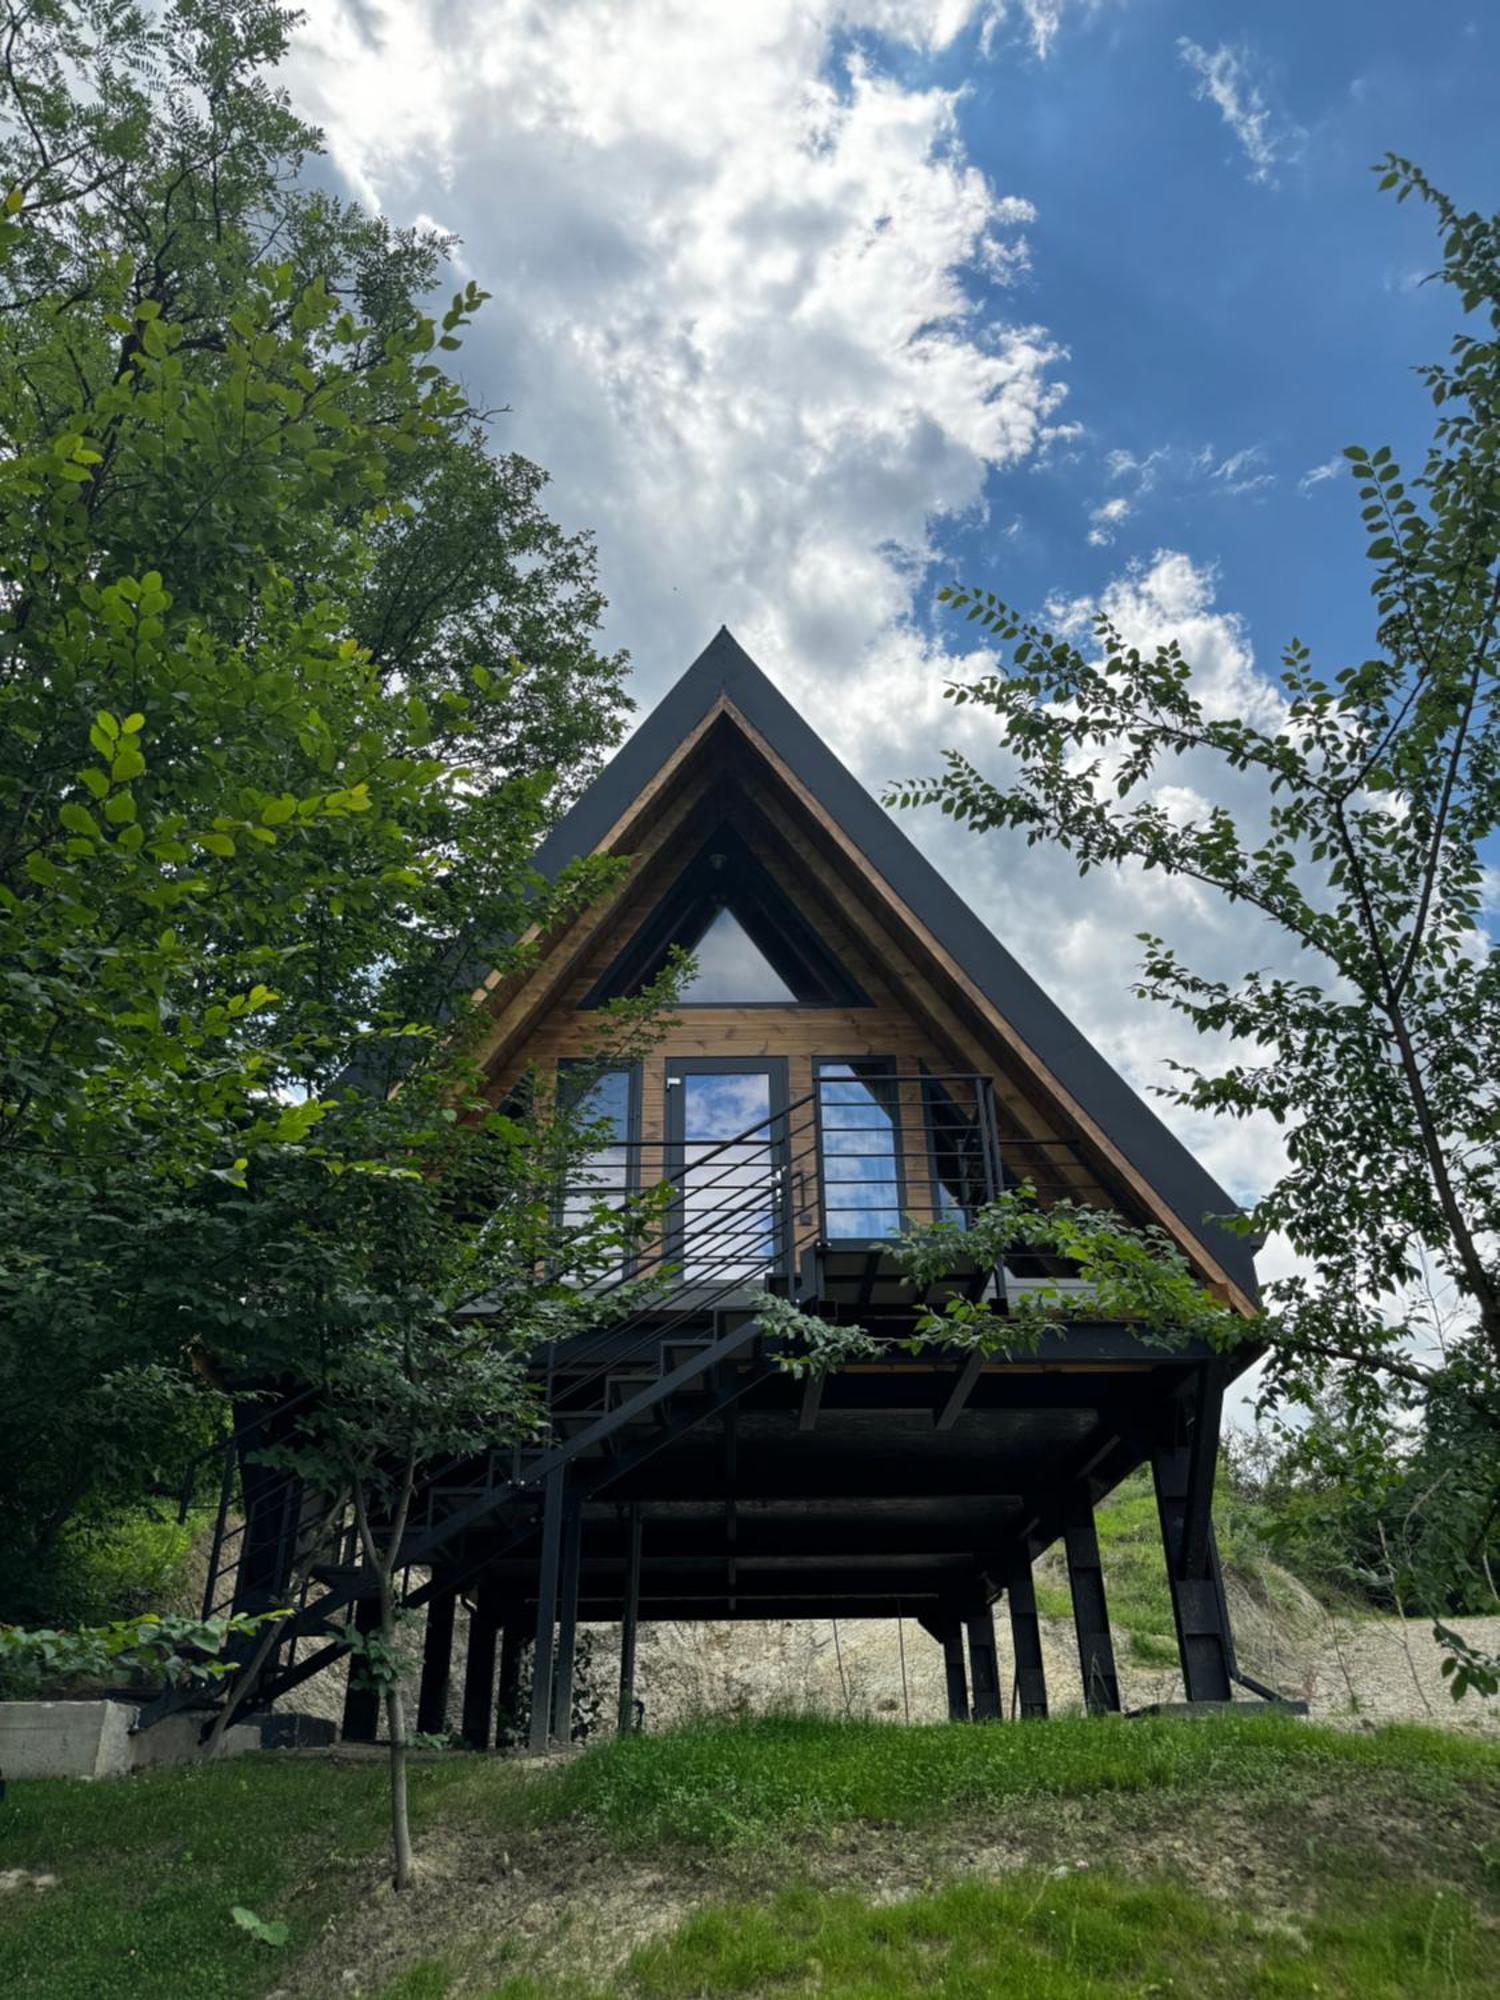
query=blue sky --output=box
[906,1,1497,682]
[285,0,1495,1241]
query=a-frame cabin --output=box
[208,629,1261,1743]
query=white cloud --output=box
[1206,443,1275,497]
[1087,494,1132,545]
[287,2,1070,708]
[1178,39,1303,186]
[285,3,1296,1270]
[1298,454,1345,495]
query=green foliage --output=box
[0,0,630,1615]
[228,1907,289,1950]
[910,159,1500,1672]
[757,1186,1239,1379]
[0,1608,286,1696]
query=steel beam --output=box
[1005,1555,1048,1719]
[966,1603,1003,1721]
[341,1595,382,1743]
[1063,1499,1121,1714]
[460,1585,500,1749]
[919,1610,971,1720]
[550,1492,584,1744]
[495,1621,527,1750]
[935,1352,985,1431]
[416,1573,458,1737]
[1153,1438,1235,1703]
[528,1467,566,1752]
[618,1504,643,1734]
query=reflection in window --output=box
[817,1061,902,1240]
[923,1077,987,1230]
[678,908,798,1004]
[561,1066,633,1235]
[679,1069,777,1281]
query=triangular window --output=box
[678,908,797,1004]
[584,823,868,1007]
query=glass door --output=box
[664,1060,787,1285]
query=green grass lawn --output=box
[530,1706,1498,1849]
[3,1714,1498,2000]
[470,1872,1494,1999]
[0,1753,503,2000]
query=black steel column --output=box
[1064,1498,1121,1715]
[461,1585,500,1749]
[966,1603,1003,1721]
[416,1573,458,1737]
[1153,1439,1235,1703]
[341,1594,382,1742]
[1006,1555,1049,1719]
[495,1621,527,1749]
[618,1503,643,1734]
[528,1467,566,1752]
[941,1618,970,1721]
[550,1493,584,1744]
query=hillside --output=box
[4,1713,1499,1998]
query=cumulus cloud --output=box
[1087,494,1132,544]
[288,1,1071,709]
[284,2,1295,1261]
[1178,39,1303,186]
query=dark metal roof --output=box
[531,627,1258,1301]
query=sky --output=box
[282,0,1497,1295]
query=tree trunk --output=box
[385,1673,414,1892]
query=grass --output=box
[529,1707,1500,1851]
[403,1874,1496,1999]
[4,1713,1498,1999]
[0,1753,498,2000]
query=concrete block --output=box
[1,1700,337,1778]
[0,1700,137,1779]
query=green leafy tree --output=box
[903,159,1500,1683]
[0,0,628,1617]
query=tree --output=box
[0,0,629,1617]
[193,999,675,1888]
[903,159,1500,1679]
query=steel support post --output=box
[965,1603,1003,1721]
[1006,1555,1049,1719]
[341,1594,382,1743]
[495,1621,527,1750]
[1153,1437,1235,1703]
[550,1493,584,1744]
[416,1573,458,1737]
[460,1585,500,1749]
[528,1467,566,1752]
[1064,1498,1122,1714]
[933,1615,970,1721]
[618,1504,643,1734]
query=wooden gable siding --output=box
[467,705,1248,1304]
[478,744,1127,1238]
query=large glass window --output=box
[672,1067,779,1282]
[816,1060,902,1240]
[559,1065,635,1236]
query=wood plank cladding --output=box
[468,703,1248,1306]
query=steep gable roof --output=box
[522,627,1258,1307]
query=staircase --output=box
[154,1070,1051,1733]
[156,1090,831,1729]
